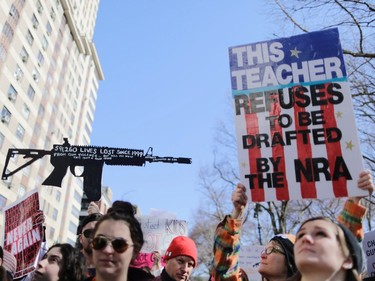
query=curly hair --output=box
[93,201,144,260]
[47,243,86,281]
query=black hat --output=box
[338,223,363,273]
[77,213,102,234]
[270,234,297,277]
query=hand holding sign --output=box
[352,171,374,204]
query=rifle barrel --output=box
[145,156,192,164]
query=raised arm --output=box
[338,170,374,241]
[210,183,248,281]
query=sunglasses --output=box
[82,229,94,239]
[91,235,133,253]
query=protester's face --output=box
[164,256,194,281]
[32,247,62,281]
[92,219,134,279]
[258,241,288,279]
[294,219,352,275]
[80,221,97,254]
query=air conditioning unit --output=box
[21,54,28,62]
[9,9,16,17]
[32,71,39,82]
[1,115,10,124]
[38,6,43,14]
[33,22,39,29]
[8,92,17,101]
[14,68,22,80]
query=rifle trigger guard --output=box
[70,165,83,177]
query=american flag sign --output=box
[229,28,366,202]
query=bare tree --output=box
[270,0,375,229]
[270,0,375,168]
[190,1,375,278]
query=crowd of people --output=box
[210,170,374,281]
[0,170,374,281]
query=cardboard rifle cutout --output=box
[2,138,192,201]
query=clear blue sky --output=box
[91,1,277,222]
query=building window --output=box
[20,47,29,63]
[71,205,79,217]
[9,4,19,20]
[37,51,44,66]
[47,73,52,85]
[32,68,40,82]
[36,175,42,189]
[2,22,14,39]
[46,22,52,36]
[0,132,4,148]
[42,35,48,50]
[14,65,23,81]
[36,0,43,14]
[26,30,34,45]
[18,185,26,197]
[69,221,77,233]
[52,208,58,220]
[85,123,91,136]
[22,104,30,120]
[49,227,55,240]
[0,44,6,62]
[0,195,6,209]
[38,104,45,117]
[27,85,35,100]
[7,84,17,102]
[56,190,61,201]
[1,107,11,124]
[31,14,39,29]
[73,190,81,202]
[50,8,56,21]
[16,124,25,140]
[3,170,12,187]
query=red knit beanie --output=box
[164,236,197,267]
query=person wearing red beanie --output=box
[152,236,197,281]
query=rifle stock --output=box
[2,149,51,180]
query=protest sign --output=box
[363,230,375,277]
[2,189,43,278]
[239,245,263,281]
[131,216,187,269]
[229,28,366,202]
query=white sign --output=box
[363,230,375,277]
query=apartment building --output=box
[0,0,110,246]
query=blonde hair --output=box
[296,217,361,281]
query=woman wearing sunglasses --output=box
[86,201,144,281]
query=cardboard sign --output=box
[2,190,43,278]
[239,245,263,281]
[363,230,375,277]
[131,216,188,269]
[229,28,365,202]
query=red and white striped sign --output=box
[229,29,365,202]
